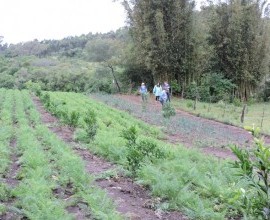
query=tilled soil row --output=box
[32,96,186,220]
[0,138,23,220]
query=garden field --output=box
[170,97,270,136]
[0,89,269,219]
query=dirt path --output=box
[112,94,270,160]
[32,96,186,220]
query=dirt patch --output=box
[32,96,186,220]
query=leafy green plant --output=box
[25,80,42,96]
[121,126,165,176]
[162,102,176,118]
[83,109,98,141]
[59,110,80,128]
[69,110,80,127]
[231,128,270,219]
[41,93,51,108]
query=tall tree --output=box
[122,0,195,90]
[208,0,270,100]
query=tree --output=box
[85,38,124,92]
[122,0,195,92]
[208,0,270,101]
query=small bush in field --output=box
[162,102,176,118]
[83,109,98,142]
[186,101,193,109]
[69,111,80,127]
[121,126,165,176]
[231,127,270,219]
[41,93,51,108]
[60,109,80,128]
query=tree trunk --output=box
[108,64,121,93]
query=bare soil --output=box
[32,96,186,220]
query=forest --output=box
[0,0,270,103]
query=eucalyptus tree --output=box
[122,0,195,91]
[208,0,270,101]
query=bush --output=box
[121,126,165,176]
[185,73,236,103]
[231,127,270,219]
[83,109,98,142]
[25,80,43,96]
[162,102,176,118]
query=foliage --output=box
[231,128,270,219]
[258,79,270,102]
[121,126,165,176]
[162,102,176,118]
[82,109,98,142]
[185,74,235,102]
[25,80,42,96]
[123,0,195,84]
[170,79,181,94]
[208,0,270,101]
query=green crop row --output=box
[0,89,122,219]
[39,91,252,219]
[0,89,15,214]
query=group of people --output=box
[139,81,170,105]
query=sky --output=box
[0,0,127,44]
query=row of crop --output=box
[40,91,162,162]
[0,89,122,219]
[38,91,253,219]
[0,89,15,213]
[22,90,121,219]
[20,90,122,219]
[0,89,13,175]
[12,90,74,219]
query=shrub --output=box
[162,102,176,118]
[231,127,270,219]
[41,93,51,108]
[25,80,43,96]
[121,126,165,176]
[81,109,98,142]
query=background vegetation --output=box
[0,0,269,103]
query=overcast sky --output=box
[0,0,126,44]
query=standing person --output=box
[159,89,168,105]
[139,82,148,102]
[163,81,171,102]
[153,83,162,101]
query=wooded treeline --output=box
[122,0,270,101]
[0,0,270,102]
